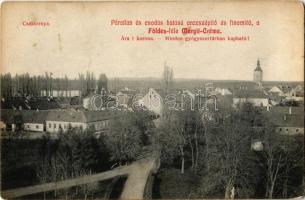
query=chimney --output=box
[289,107,292,115]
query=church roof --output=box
[254,60,263,72]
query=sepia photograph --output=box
[0,0,304,199]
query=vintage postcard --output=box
[0,0,304,199]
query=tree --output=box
[162,62,174,94]
[97,74,108,94]
[156,111,197,174]
[35,127,108,199]
[257,126,304,199]
[280,135,303,198]
[64,75,69,96]
[198,103,262,198]
[132,110,155,145]
[106,112,143,164]
[181,110,203,173]
[0,73,13,98]
[209,124,257,198]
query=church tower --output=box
[253,59,263,86]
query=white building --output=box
[233,97,269,107]
[233,90,270,107]
[263,106,304,135]
[1,110,48,132]
[215,87,233,96]
[22,110,49,132]
[46,109,111,133]
[40,89,81,97]
[268,86,284,96]
[140,88,163,117]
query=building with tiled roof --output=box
[0,109,22,131]
[1,109,49,132]
[40,89,81,98]
[285,85,304,102]
[268,86,284,96]
[22,110,49,132]
[233,89,270,107]
[46,109,113,133]
[262,106,304,135]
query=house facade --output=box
[24,123,44,132]
[22,110,49,132]
[233,97,269,107]
[263,106,304,136]
[46,109,110,133]
[1,110,49,132]
[233,89,270,107]
[140,88,163,117]
[40,90,81,97]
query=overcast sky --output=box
[1,1,304,81]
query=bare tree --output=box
[156,111,189,174]
[162,62,174,94]
[106,112,142,165]
[258,128,303,199]
[35,159,50,200]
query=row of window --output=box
[26,124,40,129]
[278,127,301,132]
[48,123,83,130]
[24,121,108,131]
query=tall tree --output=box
[97,74,108,94]
[156,111,198,174]
[106,112,142,165]
[162,62,174,94]
[198,103,262,198]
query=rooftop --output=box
[262,106,304,127]
[233,89,268,98]
[46,109,114,123]
[1,109,50,124]
[254,59,263,72]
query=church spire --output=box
[254,58,262,72]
